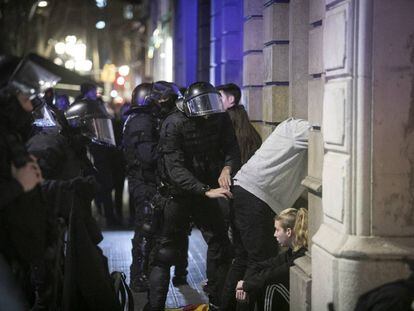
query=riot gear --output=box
[65,99,116,146]
[150,81,182,117]
[147,92,241,309]
[181,81,224,117]
[8,54,60,100]
[123,81,187,293]
[32,102,61,130]
[130,83,153,108]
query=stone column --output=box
[311,0,414,310]
[243,0,264,128]
[288,0,309,119]
[261,0,290,137]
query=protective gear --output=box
[150,81,182,118]
[155,246,180,265]
[65,99,115,146]
[124,83,153,116]
[148,107,241,309]
[181,81,224,117]
[8,54,60,99]
[32,102,61,130]
[158,111,240,195]
[123,109,159,289]
[123,83,189,293]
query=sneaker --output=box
[209,302,219,310]
[172,276,188,287]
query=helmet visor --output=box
[84,118,116,146]
[9,58,60,99]
[32,104,60,129]
[185,93,224,117]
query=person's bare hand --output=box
[205,187,233,200]
[236,289,248,302]
[236,280,244,290]
[218,166,232,190]
[11,161,43,192]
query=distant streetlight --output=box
[96,0,107,8]
[54,58,63,66]
[38,1,48,8]
[118,65,130,76]
[116,76,125,86]
[65,60,75,70]
[55,42,66,54]
[65,35,77,44]
[95,21,106,30]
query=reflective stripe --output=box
[264,283,289,311]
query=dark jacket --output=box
[26,129,120,310]
[0,97,49,263]
[123,108,160,201]
[158,109,241,196]
[242,247,307,293]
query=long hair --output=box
[276,207,308,252]
[227,105,262,164]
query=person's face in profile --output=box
[219,90,235,110]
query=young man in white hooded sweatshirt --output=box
[221,118,310,311]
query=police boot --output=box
[129,237,149,292]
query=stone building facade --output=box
[243,0,414,310]
[153,0,414,309]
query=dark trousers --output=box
[148,195,231,310]
[221,186,279,311]
[130,189,189,286]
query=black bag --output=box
[111,271,134,311]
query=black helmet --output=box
[130,83,153,108]
[65,99,115,146]
[181,81,224,117]
[149,81,182,116]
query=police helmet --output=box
[181,81,224,117]
[65,99,115,146]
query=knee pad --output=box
[155,246,180,266]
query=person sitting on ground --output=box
[235,207,308,311]
[220,118,310,311]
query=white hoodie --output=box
[234,118,310,215]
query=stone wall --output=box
[243,0,309,139]
[311,0,414,310]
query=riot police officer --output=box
[147,81,241,310]
[0,54,60,310]
[123,81,189,292]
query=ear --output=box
[228,94,235,106]
[286,227,293,238]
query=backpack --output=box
[111,271,134,311]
